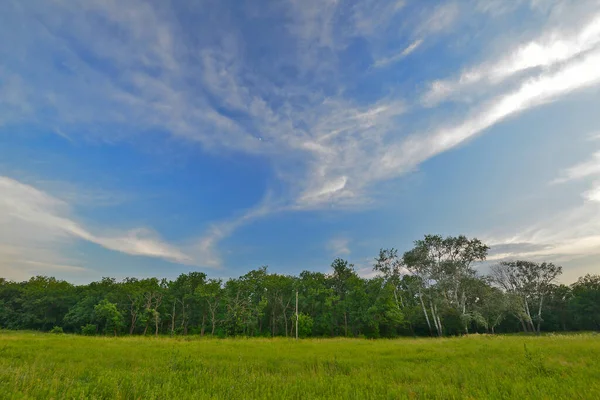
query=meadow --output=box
[0,332,599,399]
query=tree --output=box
[2,244,595,338]
[570,274,600,331]
[330,258,357,336]
[197,279,223,336]
[94,299,124,336]
[296,313,314,338]
[16,276,77,331]
[122,278,145,335]
[403,235,489,336]
[297,271,337,337]
[374,248,406,312]
[168,272,207,335]
[490,261,562,334]
[471,280,507,333]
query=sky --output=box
[1,0,600,284]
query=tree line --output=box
[1,235,598,337]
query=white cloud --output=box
[423,12,600,105]
[553,151,600,183]
[3,0,600,276]
[584,184,600,202]
[378,47,600,179]
[374,39,423,68]
[0,176,194,271]
[350,0,406,37]
[484,161,600,278]
[299,176,349,206]
[417,2,460,36]
[186,199,277,269]
[327,237,351,257]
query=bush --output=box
[81,324,97,336]
[50,326,64,334]
[298,313,314,338]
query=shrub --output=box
[298,313,314,338]
[50,326,64,334]
[81,324,97,336]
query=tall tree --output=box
[403,235,489,336]
[490,261,562,334]
[197,279,223,336]
[570,274,600,331]
[94,299,124,336]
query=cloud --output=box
[423,12,600,106]
[327,237,351,257]
[186,199,277,269]
[299,176,349,206]
[553,151,600,183]
[11,0,598,216]
[3,0,600,276]
[350,0,406,37]
[584,183,600,203]
[0,176,194,271]
[417,2,460,36]
[377,47,600,180]
[373,39,423,68]
[484,162,600,273]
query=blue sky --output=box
[2,0,600,283]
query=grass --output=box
[0,331,599,399]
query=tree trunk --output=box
[418,291,433,336]
[129,311,137,335]
[536,295,544,335]
[393,288,402,310]
[344,312,348,337]
[524,299,535,332]
[171,302,176,335]
[430,303,438,336]
[211,312,216,336]
[462,291,468,335]
[272,309,275,337]
[155,313,159,337]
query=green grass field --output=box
[0,332,599,399]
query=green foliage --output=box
[0,241,597,338]
[297,313,313,338]
[94,299,124,336]
[570,275,600,331]
[0,332,599,399]
[49,326,64,334]
[81,324,97,336]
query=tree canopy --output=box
[1,235,597,337]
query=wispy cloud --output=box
[373,39,423,68]
[553,151,600,183]
[417,2,460,36]
[187,198,279,269]
[350,0,406,37]
[584,183,600,203]
[327,237,351,257]
[423,12,600,106]
[3,0,600,277]
[0,176,193,268]
[484,152,600,278]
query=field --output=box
[0,332,599,399]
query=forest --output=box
[1,235,599,337]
